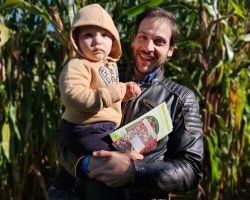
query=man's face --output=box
[131,17,174,76]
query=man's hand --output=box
[88,150,143,187]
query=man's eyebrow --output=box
[137,30,147,34]
[137,31,166,39]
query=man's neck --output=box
[133,67,147,82]
[133,67,162,82]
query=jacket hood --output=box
[70,4,122,60]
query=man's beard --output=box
[134,51,167,74]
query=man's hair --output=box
[134,7,177,48]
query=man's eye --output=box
[137,35,147,41]
[154,39,166,46]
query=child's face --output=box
[76,26,113,62]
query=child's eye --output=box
[84,33,92,38]
[79,32,92,39]
[101,32,112,39]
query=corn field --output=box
[0,0,250,199]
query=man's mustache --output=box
[140,50,155,57]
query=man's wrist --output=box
[129,159,136,182]
[81,154,92,175]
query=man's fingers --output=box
[131,152,144,160]
[93,150,112,158]
[124,152,144,160]
[93,150,144,160]
[88,167,102,178]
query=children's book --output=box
[110,102,173,154]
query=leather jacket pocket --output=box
[139,98,157,110]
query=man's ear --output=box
[131,34,136,48]
[167,46,174,57]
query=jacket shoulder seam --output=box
[157,77,203,134]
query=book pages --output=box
[110,102,173,153]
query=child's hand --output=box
[123,82,141,102]
[113,82,126,100]
[127,82,141,96]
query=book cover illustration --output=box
[110,102,173,154]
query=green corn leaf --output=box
[215,114,227,132]
[230,0,246,19]
[1,122,10,160]
[223,34,234,62]
[9,104,21,140]
[117,0,164,20]
[238,33,250,42]
[1,0,50,23]
[229,72,247,132]
[235,71,247,132]
[0,0,24,11]
[202,2,217,19]
[0,24,10,48]
[67,1,75,26]
[205,134,221,183]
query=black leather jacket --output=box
[121,73,204,198]
[57,72,203,199]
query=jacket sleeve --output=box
[131,91,204,194]
[55,137,81,177]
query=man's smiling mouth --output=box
[138,51,155,61]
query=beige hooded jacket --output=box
[59,4,123,127]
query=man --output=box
[51,7,204,200]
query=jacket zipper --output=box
[121,98,156,127]
[140,98,156,110]
[120,101,131,127]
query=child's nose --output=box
[93,34,102,45]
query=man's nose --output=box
[143,39,154,52]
